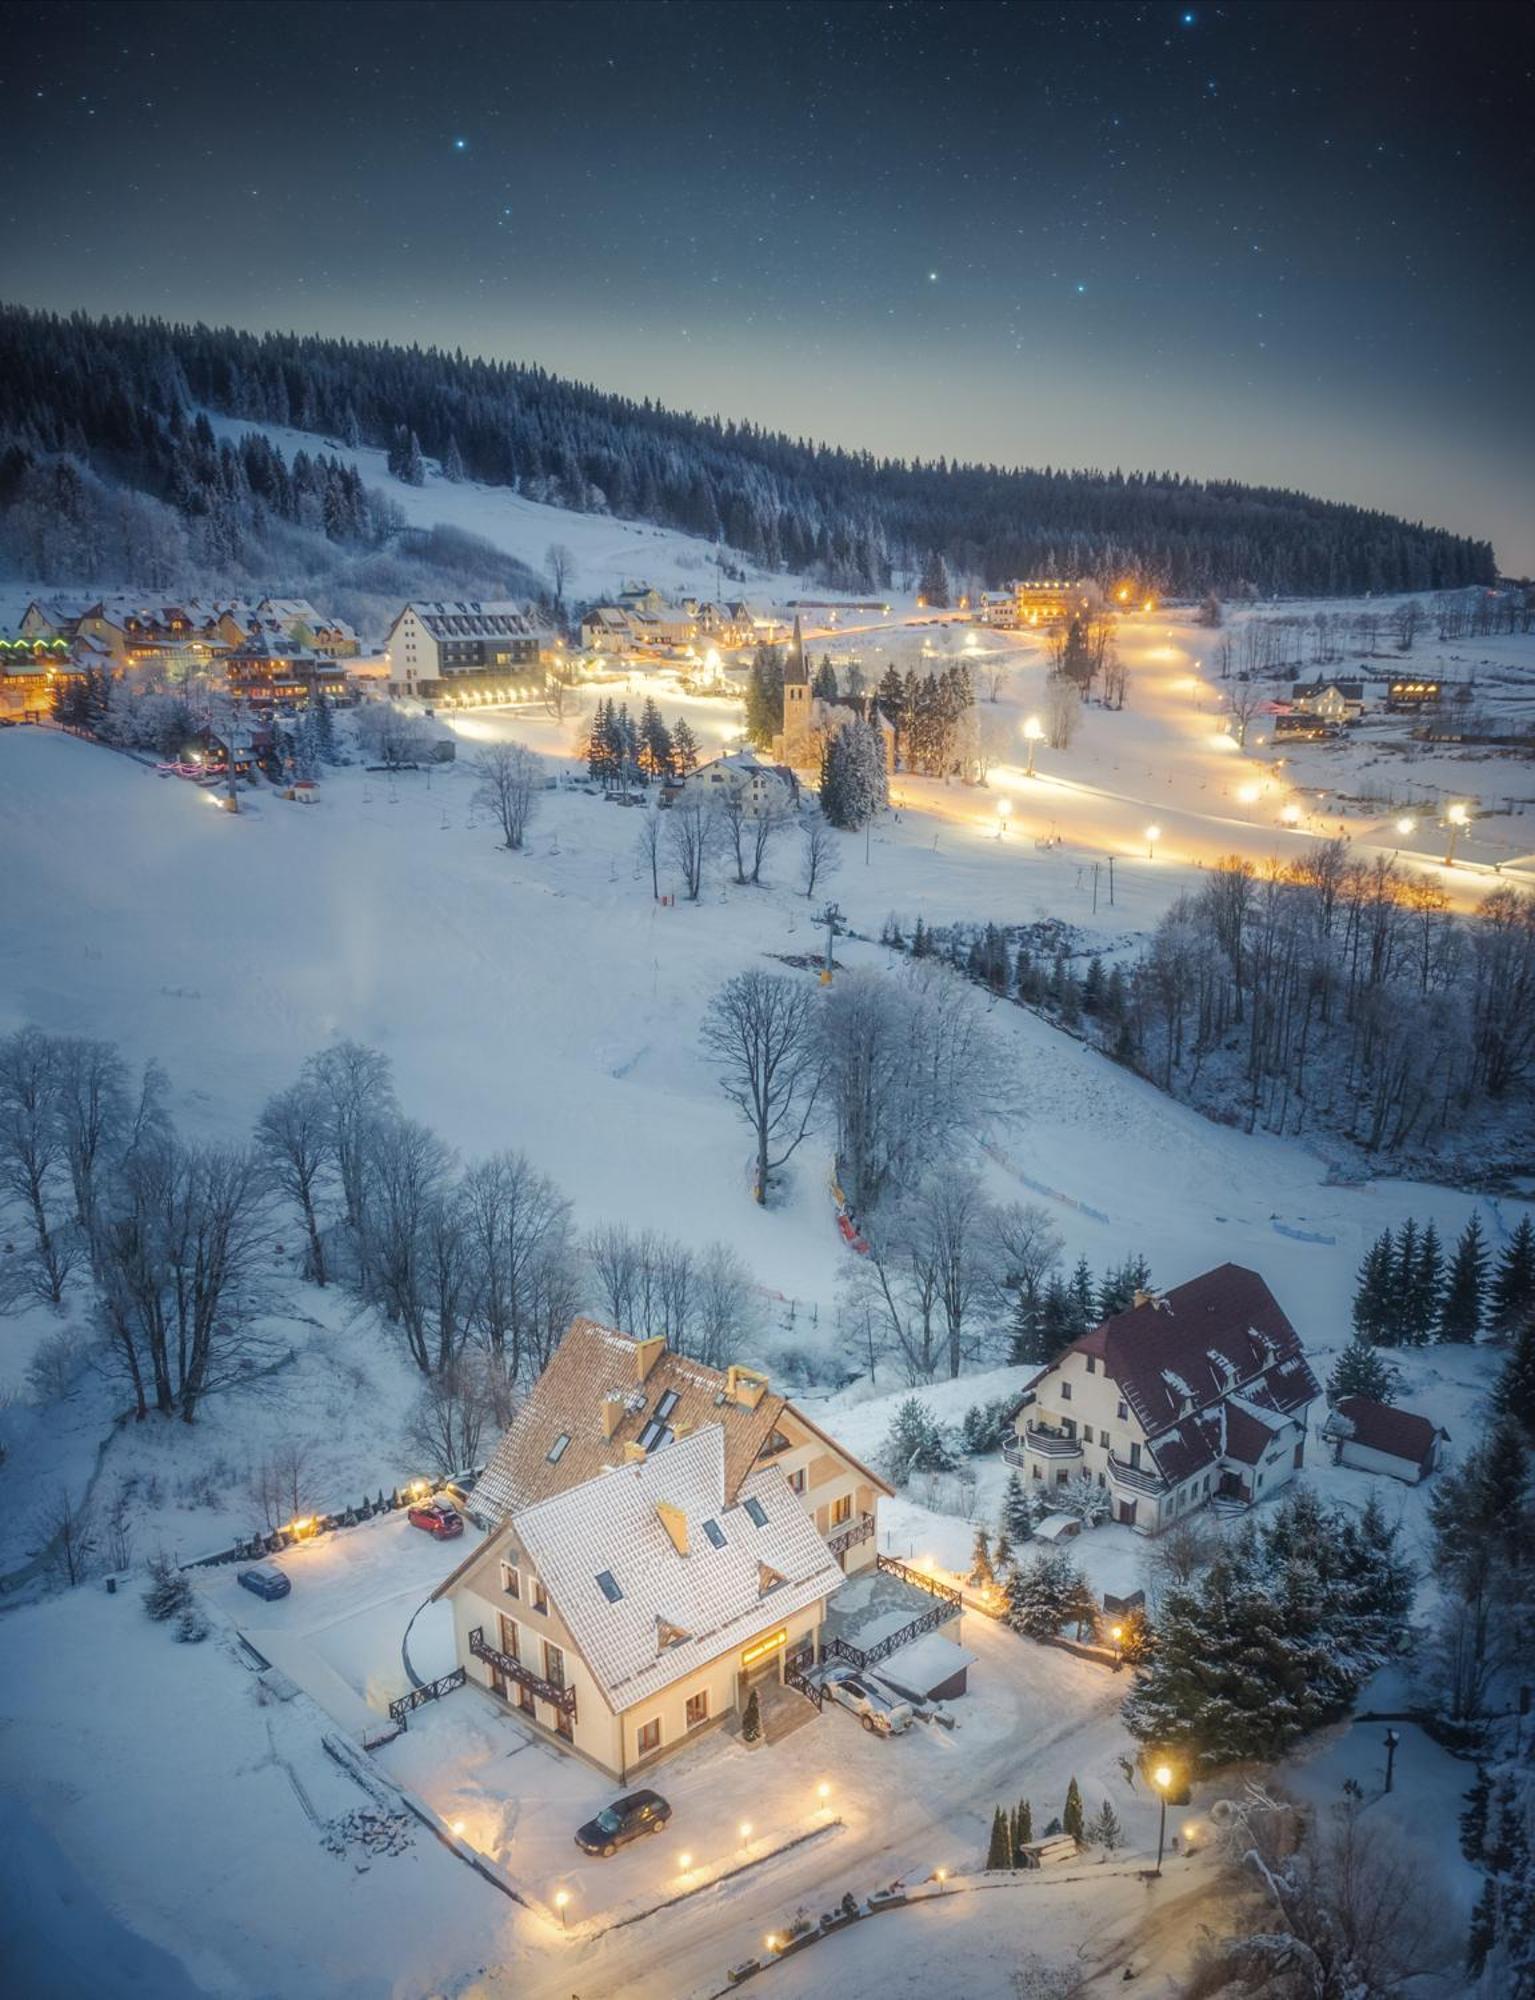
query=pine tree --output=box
[1008,1279,1048,1364]
[1117,1604,1156,1667]
[1085,1799,1122,1850]
[1491,1217,1535,1337]
[1327,1333,1400,1404]
[1384,1218,1420,1346]
[918,549,951,609]
[744,643,785,748]
[441,434,466,482]
[1062,1777,1084,1844]
[1011,1798,1033,1862]
[1439,1216,1488,1342]
[1353,1231,1396,1344]
[1069,1257,1096,1330]
[143,1553,192,1622]
[1404,1220,1443,1345]
[1467,1875,1500,1978]
[400,429,425,486]
[670,716,700,774]
[1098,1254,1152,1319]
[1461,1765,1492,1864]
[1494,1319,1535,1443]
[1001,1470,1035,1547]
[812,655,838,701]
[992,1526,1014,1575]
[742,1688,762,1742]
[986,1806,1012,1870]
[967,1527,996,1591]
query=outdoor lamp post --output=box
[1384,1727,1401,1794]
[555,1890,570,1930]
[1444,802,1470,865]
[1153,1763,1173,1875]
[1145,824,1161,860]
[996,796,1013,838]
[1023,714,1043,776]
[1110,1623,1124,1669]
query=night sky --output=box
[2,0,1531,568]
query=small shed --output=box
[1322,1396,1443,1484]
[1033,1513,1083,1543]
[876,1631,976,1705]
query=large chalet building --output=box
[384,600,555,699]
[1006,1264,1321,1534]
[435,1321,892,1782]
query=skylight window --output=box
[702,1518,726,1549]
[654,1388,680,1421]
[595,1570,624,1604]
[636,1418,674,1453]
[743,1497,768,1529]
[546,1433,571,1463]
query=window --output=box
[1099,1429,1110,1448]
[596,1570,623,1604]
[500,1562,520,1600]
[533,1579,549,1616]
[1055,1468,1069,1485]
[637,1717,661,1756]
[1060,1381,1072,1401]
[498,1613,519,1660]
[743,1496,768,1529]
[787,1467,806,1495]
[1116,1400,1129,1421]
[543,1640,565,1688]
[654,1389,680,1421]
[685,1690,709,1729]
[1031,1464,1042,1480]
[1085,1355,1096,1374]
[702,1518,726,1549]
[546,1433,571,1464]
[830,1493,853,1527]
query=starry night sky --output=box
[2,0,1531,568]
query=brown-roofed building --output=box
[435,1322,898,1778]
[1321,1396,1444,1484]
[1004,1264,1321,1534]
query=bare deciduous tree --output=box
[405,1356,499,1477]
[701,970,823,1205]
[544,541,575,611]
[1043,671,1079,750]
[800,814,841,899]
[301,1041,395,1232]
[256,1081,332,1284]
[473,741,541,852]
[0,1025,74,1304]
[635,803,663,900]
[665,798,715,901]
[460,1150,571,1378]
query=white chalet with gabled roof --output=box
[1006,1263,1321,1534]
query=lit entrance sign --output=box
[741,1628,788,1670]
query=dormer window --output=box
[757,1562,786,1596]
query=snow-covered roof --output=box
[498,1426,841,1711]
[395,601,549,642]
[876,1631,976,1702]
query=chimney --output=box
[724,1364,769,1411]
[1132,1288,1158,1310]
[602,1393,626,1439]
[622,1442,647,1464]
[634,1335,666,1384]
[655,1501,689,1557]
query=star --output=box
[928,271,938,282]
[452,137,468,153]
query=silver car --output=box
[819,1663,914,1735]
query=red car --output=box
[407,1498,463,1539]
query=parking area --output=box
[195,1508,482,1738]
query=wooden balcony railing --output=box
[1107,1452,1167,1496]
[469,1627,576,1714]
[1001,1425,1084,1466]
[827,1510,876,1558]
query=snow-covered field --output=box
[1,581,1530,1996]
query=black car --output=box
[574,1789,672,1857]
[237,1564,291,1601]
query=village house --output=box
[1387,675,1442,710]
[1005,1264,1321,1533]
[975,579,1096,629]
[683,748,797,815]
[1290,677,1365,724]
[0,633,115,718]
[1321,1395,1444,1484]
[249,598,359,658]
[435,1321,892,1779]
[383,601,553,699]
[222,638,349,706]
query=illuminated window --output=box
[830,1493,852,1527]
[637,1717,661,1756]
[685,1691,709,1729]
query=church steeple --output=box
[785,613,807,683]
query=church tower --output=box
[778,614,813,767]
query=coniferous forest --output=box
[0,304,1499,599]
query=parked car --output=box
[237,1564,291,1601]
[574,1789,673,1856]
[407,1498,463,1539]
[818,1662,913,1735]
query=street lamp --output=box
[1023,714,1043,777]
[555,1889,570,1930]
[935,1866,949,1891]
[1280,801,1302,827]
[996,796,1013,838]
[1110,1623,1124,1669]
[1395,815,1417,838]
[1145,823,1161,860]
[678,1852,693,1873]
[1444,802,1470,865]
[739,1820,753,1849]
[1384,1726,1401,1793]
[1152,1763,1174,1875]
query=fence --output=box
[176,1464,485,1573]
[388,1667,466,1726]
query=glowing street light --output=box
[1279,801,1303,827]
[1236,781,1261,805]
[1110,1622,1124,1669]
[935,1866,949,1891]
[995,796,1013,838]
[1444,801,1470,865]
[1145,823,1161,860]
[678,1851,693,1872]
[1022,714,1043,777]
[554,1889,570,1930]
[739,1820,753,1848]
[1152,1763,1174,1876]
[1396,815,1417,837]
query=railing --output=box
[388,1667,465,1725]
[469,1627,577,1714]
[875,1553,962,1606]
[1024,1424,1085,1457]
[824,1598,951,1672]
[785,1663,824,1710]
[1107,1452,1167,1496]
[827,1511,876,1559]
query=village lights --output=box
[817,1782,831,1811]
[1110,1622,1124,1668]
[935,1866,949,1890]
[739,1820,753,1846]
[766,1934,781,1954]
[1145,824,1161,860]
[555,1889,570,1929]
[1444,802,1470,865]
[995,796,1013,838]
[1022,713,1043,776]
[1152,1764,1174,1876]
[1396,815,1417,836]
[1236,782,1261,805]
[1279,801,1302,826]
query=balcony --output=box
[468,1626,576,1713]
[1002,1423,1084,1468]
[826,1510,876,1559]
[1107,1452,1168,1497]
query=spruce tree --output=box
[742,1687,762,1742]
[1494,1319,1535,1443]
[811,655,838,701]
[1327,1333,1400,1404]
[1069,1257,1097,1330]
[1439,1216,1488,1342]
[1387,1218,1419,1346]
[1086,1800,1122,1850]
[1062,1777,1084,1844]
[967,1527,996,1591]
[1466,1875,1500,1978]
[986,1806,1012,1870]
[1405,1220,1443,1345]
[1353,1231,1396,1343]
[1011,1798,1032,1862]
[992,1526,1014,1575]
[670,716,700,774]
[1002,1470,1036,1547]
[1491,1217,1535,1337]
[1461,1765,1492,1865]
